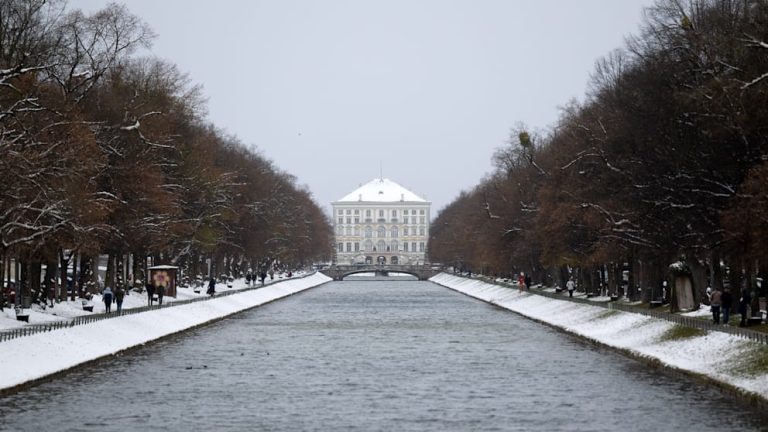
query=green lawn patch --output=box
[595,310,621,320]
[731,344,768,377]
[658,325,707,342]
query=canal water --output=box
[1,280,767,431]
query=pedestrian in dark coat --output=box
[245,272,252,286]
[259,271,267,286]
[146,283,155,306]
[102,287,114,313]
[524,274,532,290]
[721,288,733,325]
[207,277,216,297]
[739,287,752,327]
[710,287,722,324]
[157,284,165,306]
[115,286,125,313]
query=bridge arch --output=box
[320,264,441,281]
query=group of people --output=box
[143,282,167,307]
[245,271,268,286]
[710,286,754,327]
[100,285,126,313]
[102,269,296,314]
[517,272,531,292]
[244,269,291,286]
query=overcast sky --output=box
[70,0,654,215]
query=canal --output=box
[1,280,767,431]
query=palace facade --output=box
[331,178,431,265]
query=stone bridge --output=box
[320,264,442,281]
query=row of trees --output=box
[0,1,333,304]
[430,0,768,309]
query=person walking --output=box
[566,278,576,298]
[245,272,252,287]
[157,284,165,306]
[115,285,125,313]
[269,269,274,280]
[102,286,114,313]
[721,287,733,325]
[146,282,155,306]
[207,277,216,297]
[710,286,722,324]
[518,272,525,292]
[260,271,267,286]
[739,287,752,327]
[524,274,532,290]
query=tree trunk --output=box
[687,255,707,309]
[105,252,115,290]
[640,260,653,303]
[59,249,69,302]
[72,253,79,300]
[44,257,56,305]
[132,251,143,288]
[626,258,637,301]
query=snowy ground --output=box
[0,272,331,393]
[0,272,301,330]
[430,273,768,401]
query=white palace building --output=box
[332,178,431,265]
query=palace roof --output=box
[336,178,427,203]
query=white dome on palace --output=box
[337,178,426,203]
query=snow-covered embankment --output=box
[0,272,331,394]
[430,273,768,402]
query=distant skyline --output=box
[69,0,655,214]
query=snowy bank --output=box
[430,273,768,402]
[0,272,331,394]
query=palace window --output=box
[403,226,409,236]
[365,226,372,238]
[391,226,398,238]
[346,242,352,252]
[337,243,343,252]
[354,242,360,252]
[377,226,386,238]
[403,243,409,252]
[419,227,425,236]
[419,242,425,252]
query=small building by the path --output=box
[148,265,179,297]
